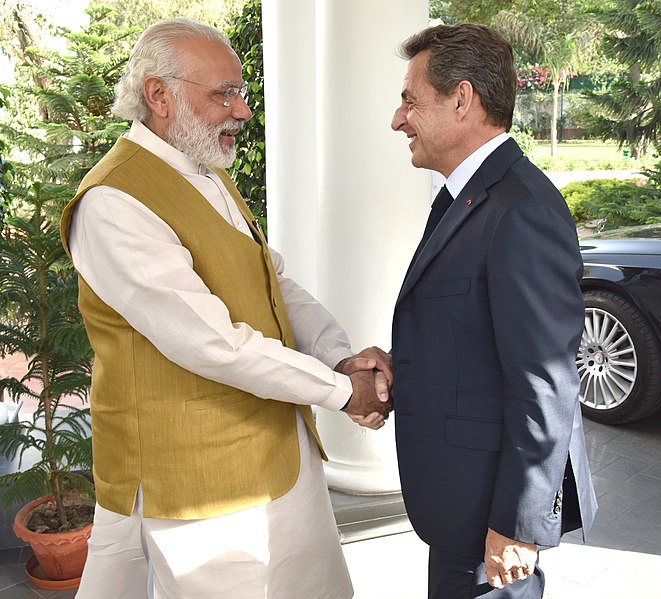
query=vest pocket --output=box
[184,391,249,411]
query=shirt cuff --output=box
[316,371,353,412]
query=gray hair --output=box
[400,24,517,131]
[112,18,231,122]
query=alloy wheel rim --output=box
[577,307,638,410]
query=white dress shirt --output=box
[445,132,509,199]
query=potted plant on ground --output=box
[0,179,94,586]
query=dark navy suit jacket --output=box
[392,138,598,558]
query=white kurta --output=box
[71,121,354,599]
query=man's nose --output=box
[391,106,406,131]
[233,95,252,121]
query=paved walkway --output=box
[545,169,642,189]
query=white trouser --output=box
[76,413,353,599]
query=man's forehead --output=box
[402,61,423,92]
[175,37,241,71]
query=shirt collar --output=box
[445,132,509,199]
[125,120,210,176]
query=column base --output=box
[317,409,401,495]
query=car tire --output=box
[577,289,661,424]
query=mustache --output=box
[218,120,245,134]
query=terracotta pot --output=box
[13,496,92,581]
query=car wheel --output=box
[577,290,661,424]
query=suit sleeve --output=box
[486,197,584,547]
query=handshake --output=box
[334,347,393,430]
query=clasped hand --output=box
[335,347,393,430]
[484,528,537,589]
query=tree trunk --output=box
[551,77,561,158]
[35,196,68,527]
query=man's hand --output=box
[335,346,393,402]
[335,347,393,429]
[484,528,537,589]
[344,369,392,421]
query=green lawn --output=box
[530,141,655,171]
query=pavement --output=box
[545,169,643,189]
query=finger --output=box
[510,566,526,581]
[342,357,377,374]
[500,557,519,575]
[484,560,505,590]
[512,545,537,576]
[364,413,385,429]
[361,346,391,362]
[362,412,384,426]
[374,370,390,402]
[349,411,380,423]
[349,412,384,429]
[486,571,504,590]
[358,347,393,384]
[500,570,513,586]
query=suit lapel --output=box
[395,138,524,306]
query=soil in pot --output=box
[26,497,94,533]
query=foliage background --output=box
[226,0,266,230]
[562,177,661,228]
[2,0,660,228]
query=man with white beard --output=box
[60,18,392,599]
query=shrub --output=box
[510,126,536,157]
[561,177,661,228]
[226,0,266,232]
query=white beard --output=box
[165,94,241,169]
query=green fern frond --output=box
[0,467,51,512]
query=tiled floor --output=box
[1,413,660,597]
[0,546,76,599]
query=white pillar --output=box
[262,0,319,293]
[264,0,430,494]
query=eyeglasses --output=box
[164,75,248,107]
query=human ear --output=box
[142,76,173,119]
[454,80,474,118]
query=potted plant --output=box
[0,179,94,586]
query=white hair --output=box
[112,18,232,122]
[164,84,241,168]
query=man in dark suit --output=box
[390,24,597,598]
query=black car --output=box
[578,223,661,424]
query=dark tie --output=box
[412,185,454,262]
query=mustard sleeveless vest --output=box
[60,138,323,519]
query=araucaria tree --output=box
[0,6,138,529]
[0,180,94,529]
[0,5,137,188]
